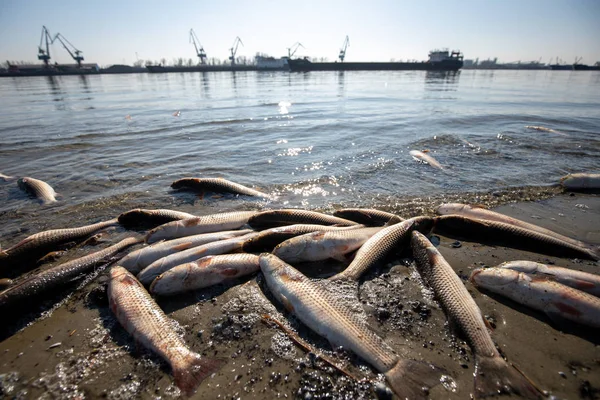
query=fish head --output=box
[16,177,28,191]
[470,268,520,288]
[272,237,309,263]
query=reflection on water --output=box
[78,75,90,93]
[337,71,345,97]
[200,71,211,98]
[424,71,460,91]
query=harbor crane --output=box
[229,36,244,65]
[53,32,84,67]
[574,56,582,65]
[38,26,52,65]
[287,42,304,58]
[189,29,207,64]
[339,35,349,62]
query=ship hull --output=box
[146,65,260,73]
[287,59,463,72]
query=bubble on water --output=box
[270,332,297,360]
[106,380,141,400]
[0,371,20,396]
[440,374,458,392]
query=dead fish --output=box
[560,173,600,191]
[330,216,434,281]
[470,267,600,329]
[120,229,253,274]
[0,173,15,182]
[150,254,260,296]
[137,232,257,285]
[17,177,58,204]
[409,150,443,169]
[260,253,444,399]
[118,208,197,229]
[248,209,358,230]
[171,177,271,198]
[0,278,13,290]
[498,260,600,298]
[411,232,541,399]
[145,211,257,244]
[273,227,382,263]
[433,215,599,261]
[0,237,142,312]
[333,208,403,226]
[525,125,559,134]
[436,203,593,251]
[242,224,364,253]
[0,218,120,277]
[108,266,224,395]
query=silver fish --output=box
[409,150,443,169]
[248,209,358,230]
[118,208,197,229]
[259,254,444,400]
[498,260,600,298]
[330,216,434,281]
[119,230,253,274]
[470,267,600,329]
[560,173,600,191]
[18,177,58,204]
[333,208,403,226]
[108,266,224,395]
[146,211,257,244]
[411,232,541,399]
[171,177,271,198]
[150,253,260,296]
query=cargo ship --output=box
[287,50,464,72]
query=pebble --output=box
[451,241,462,248]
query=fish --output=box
[525,125,558,134]
[470,267,600,329]
[137,232,257,285]
[0,237,141,312]
[436,202,594,251]
[119,230,253,274]
[0,173,15,182]
[330,216,434,281]
[409,150,444,169]
[259,253,444,399]
[248,209,358,230]
[0,218,120,277]
[273,227,382,264]
[241,224,364,253]
[333,208,403,226]
[108,266,224,395]
[150,254,260,296]
[118,208,197,229]
[171,177,271,198]
[560,173,600,191]
[498,260,600,297]
[145,211,257,244]
[411,232,541,399]
[433,215,599,261]
[17,177,58,204]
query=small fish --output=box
[150,254,260,296]
[137,232,257,285]
[0,218,120,278]
[409,150,443,169]
[333,208,403,226]
[411,232,541,399]
[433,215,599,261]
[260,254,444,399]
[0,173,16,182]
[248,209,358,230]
[171,177,270,198]
[145,211,257,244]
[17,177,58,204]
[330,216,434,281]
[0,237,142,312]
[470,267,600,329]
[498,260,600,297]
[560,173,600,191]
[118,208,197,229]
[273,227,382,263]
[108,266,224,395]
[119,230,253,274]
[525,125,558,133]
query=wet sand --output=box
[0,192,599,399]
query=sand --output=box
[0,193,598,399]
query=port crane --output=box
[229,37,244,65]
[38,26,52,65]
[574,56,582,65]
[53,32,84,67]
[287,42,304,58]
[189,29,207,64]
[338,35,349,62]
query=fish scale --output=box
[118,208,197,228]
[333,208,403,226]
[171,177,270,198]
[248,209,358,230]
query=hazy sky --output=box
[1,0,599,66]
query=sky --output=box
[0,0,599,66]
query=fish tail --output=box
[173,352,225,396]
[384,359,444,400]
[475,355,542,399]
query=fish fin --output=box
[482,315,494,332]
[383,216,403,226]
[279,293,295,312]
[220,268,239,277]
[421,149,430,153]
[173,353,226,396]
[475,355,542,399]
[571,279,596,290]
[172,242,194,251]
[384,359,445,400]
